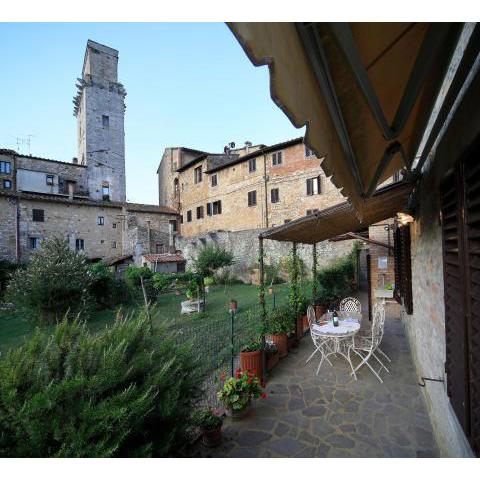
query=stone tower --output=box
[73,40,127,202]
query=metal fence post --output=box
[312,242,318,300]
[230,308,235,377]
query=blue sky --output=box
[0,23,302,204]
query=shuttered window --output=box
[440,140,480,456]
[393,224,413,314]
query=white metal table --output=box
[310,312,361,379]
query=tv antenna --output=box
[12,134,35,155]
[223,141,236,156]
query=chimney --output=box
[169,221,175,253]
[245,141,252,155]
[72,157,78,164]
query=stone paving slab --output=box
[191,298,439,458]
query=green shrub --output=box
[265,263,284,285]
[152,273,174,294]
[89,262,130,308]
[315,243,360,307]
[0,313,200,457]
[194,245,234,277]
[124,266,156,303]
[264,305,295,335]
[6,238,93,324]
[0,259,17,293]
[203,276,215,287]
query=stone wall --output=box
[176,228,356,283]
[400,52,480,457]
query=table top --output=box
[311,312,361,337]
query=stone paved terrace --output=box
[193,302,440,458]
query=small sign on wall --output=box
[378,256,388,269]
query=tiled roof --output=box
[142,253,185,263]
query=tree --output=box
[6,238,92,324]
[194,245,234,277]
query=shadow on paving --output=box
[191,294,439,458]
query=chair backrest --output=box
[339,297,361,314]
[371,306,386,348]
[307,305,316,328]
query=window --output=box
[0,161,11,174]
[102,185,110,200]
[211,174,218,187]
[180,215,184,224]
[187,210,192,222]
[194,166,203,184]
[272,151,283,166]
[75,239,85,251]
[207,203,212,216]
[196,205,204,219]
[212,200,222,215]
[111,241,117,249]
[271,188,280,203]
[29,237,40,250]
[32,209,44,222]
[248,158,256,173]
[306,208,319,215]
[169,219,177,232]
[97,216,105,226]
[46,174,54,186]
[306,176,321,195]
[393,224,413,315]
[113,222,117,229]
[3,179,11,189]
[305,145,315,157]
[156,244,165,254]
[247,190,257,207]
[101,240,104,244]
[102,115,109,129]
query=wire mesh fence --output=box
[169,305,264,407]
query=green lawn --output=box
[0,282,308,356]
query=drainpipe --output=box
[15,198,20,264]
[146,220,151,254]
[263,154,269,228]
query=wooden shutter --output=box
[463,151,480,455]
[440,168,469,433]
[306,178,313,195]
[393,224,413,314]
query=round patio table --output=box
[310,312,361,379]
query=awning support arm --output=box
[296,22,365,198]
[391,23,454,136]
[345,232,393,251]
[365,142,402,197]
[328,23,394,140]
[414,24,480,174]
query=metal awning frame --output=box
[296,22,464,198]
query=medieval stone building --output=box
[0,40,179,269]
[157,137,346,238]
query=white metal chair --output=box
[339,297,361,314]
[305,305,333,368]
[349,306,389,383]
[370,300,391,363]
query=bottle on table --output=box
[333,309,339,327]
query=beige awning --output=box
[228,22,462,211]
[261,181,411,244]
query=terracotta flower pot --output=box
[271,333,288,358]
[266,351,280,372]
[202,426,222,447]
[240,350,264,386]
[296,316,304,340]
[229,300,238,312]
[302,315,309,334]
[226,399,251,419]
[268,287,273,295]
[314,304,327,319]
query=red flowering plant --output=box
[217,369,266,411]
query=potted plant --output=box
[193,408,223,447]
[229,299,238,312]
[217,369,266,418]
[265,305,294,358]
[265,342,279,372]
[240,340,265,386]
[296,295,309,338]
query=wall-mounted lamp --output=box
[396,212,414,226]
